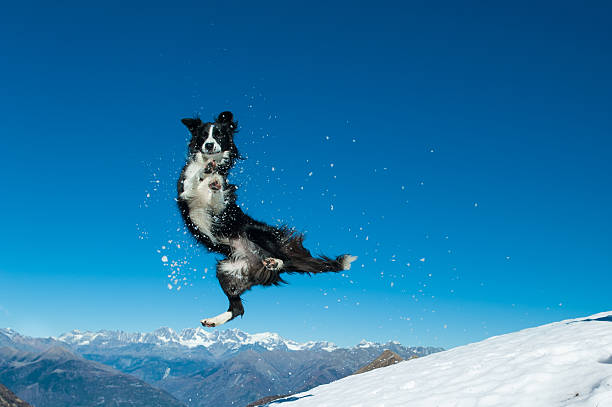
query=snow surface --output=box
[273,312,612,407]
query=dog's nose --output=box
[204,142,214,151]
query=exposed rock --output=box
[0,383,31,407]
[246,393,292,407]
[354,349,408,375]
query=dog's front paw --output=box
[195,152,205,164]
[262,257,284,271]
[208,179,222,191]
[204,160,217,174]
[216,151,231,171]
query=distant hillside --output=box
[0,383,31,407]
[0,345,185,407]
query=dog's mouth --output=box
[209,180,222,191]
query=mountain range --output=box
[0,327,442,407]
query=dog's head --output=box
[181,111,238,158]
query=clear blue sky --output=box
[0,1,610,349]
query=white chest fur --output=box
[179,156,229,244]
[182,186,227,244]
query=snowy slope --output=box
[273,312,612,407]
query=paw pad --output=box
[263,258,284,270]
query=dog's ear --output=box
[216,111,233,124]
[181,118,202,133]
[216,111,238,133]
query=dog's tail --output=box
[281,229,357,275]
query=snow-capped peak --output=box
[356,339,376,348]
[54,327,339,353]
[151,327,178,342]
[0,328,18,339]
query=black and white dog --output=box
[177,111,356,327]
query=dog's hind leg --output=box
[201,258,249,328]
[201,296,244,327]
[228,296,244,319]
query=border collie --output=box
[177,111,356,327]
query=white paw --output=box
[200,319,215,328]
[201,311,232,327]
[203,160,216,174]
[195,152,205,164]
[263,257,284,271]
[201,319,217,327]
[341,255,358,270]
